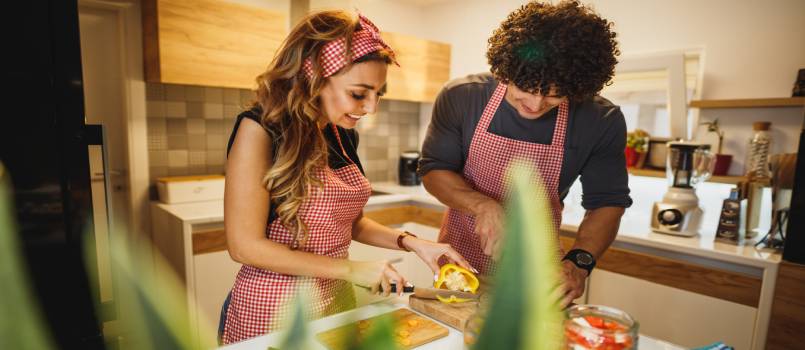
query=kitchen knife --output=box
[388,283,480,300]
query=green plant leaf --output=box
[472,159,563,350]
[278,292,321,350]
[346,314,398,350]
[0,163,55,349]
[84,220,217,349]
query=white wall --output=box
[420,0,805,100]
[417,0,804,175]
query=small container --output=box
[715,188,748,244]
[156,175,225,204]
[564,304,638,350]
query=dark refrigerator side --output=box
[783,116,805,264]
[1,0,105,348]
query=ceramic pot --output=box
[713,154,732,176]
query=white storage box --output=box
[156,175,225,204]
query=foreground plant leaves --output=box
[84,216,216,348]
[473,160,563,350]
[0,163,55,349]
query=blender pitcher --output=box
[667,142,714,189]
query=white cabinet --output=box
[150,201,238,348]
[588,270,756,349]
[193,250,241,346]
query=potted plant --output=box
[625,129,649,168]
[700,118,732,176]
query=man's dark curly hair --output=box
[487,0,619,100]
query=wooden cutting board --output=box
[408,295,480,331]
[408,281,491,331]
[316,308,448,349]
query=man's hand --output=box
[559,259,588,308]
[472,200,505,257]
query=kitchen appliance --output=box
[398,151,421,186]
[647,137,673,169]
[1,1,108,348]
[651,141,715,236]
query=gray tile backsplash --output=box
[146,82,420,199]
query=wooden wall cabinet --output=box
[381,32,451,102]
[143,0,287,89]
[143,1,450,101]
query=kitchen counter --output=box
[369,178,780,350]
[370,180,781,269]
[218,298,684,350]
[153,179,781,268]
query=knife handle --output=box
[388,283,415,293]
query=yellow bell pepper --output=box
[435,294,473,304]
[433,263,480,302]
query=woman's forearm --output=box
[232,238,351,280]
[351,215,408,250]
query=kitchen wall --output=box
[418,0,805,100]
[414,0,805,174]
[145,82,419,197]
[145,83,246,186]
[354,100,422,183]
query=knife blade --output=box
[388,283,479,300]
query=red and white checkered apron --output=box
[222,125,370,344]
[439,82,568,275]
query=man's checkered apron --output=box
[222,125,370,344]
[439,83,568,275]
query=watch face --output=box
[576,252,594,266]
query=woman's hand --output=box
[345,260,407,296]
[404,236,478,275]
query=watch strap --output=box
[562,249,596,275]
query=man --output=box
[419,0,631,308]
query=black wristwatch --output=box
[562,249,596,275]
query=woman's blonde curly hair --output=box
[254,10,392,249]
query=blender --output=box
[651,141,715,236]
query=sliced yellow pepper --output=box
[435,295,474,304]
[434,263,480,295]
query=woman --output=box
[220,11,473,344]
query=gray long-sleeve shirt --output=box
[418,73,632,210]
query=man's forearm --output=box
[422,170,496,215]
[570,206,624,259]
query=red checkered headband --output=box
[302,14,399,79]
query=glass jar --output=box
[462,294,489,347]
[564,304,639,350]
[745,122,772,180]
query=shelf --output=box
[689,97,805,109]
[628,168,745,185]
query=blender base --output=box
[650,200,703,237]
